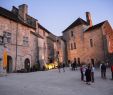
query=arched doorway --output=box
[7,56,13,73]
[24,58,30,72]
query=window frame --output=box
[71,31,74,37]
[23,36,29,46]
[90,39,93,47]
[3,31,12,44]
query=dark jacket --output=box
[101,64,106,72]
[85,68,91,82]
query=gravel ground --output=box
[0,68,113,95]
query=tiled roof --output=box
[0,7,19,22]
[85,21,106,32]
[0,7,36,29]
[62,18,88,33]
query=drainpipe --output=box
[15,23,18,71]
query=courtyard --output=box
[0,68,113,95]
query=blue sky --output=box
[0,0,113,36]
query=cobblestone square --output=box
[0,68,113,95]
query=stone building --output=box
[0,4,39,72]
[63,12,113,65]
[0,4,57,73]
[56,36,67,64]
[38,23,57,68]
[0,4,113,73]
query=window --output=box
[23,36,29,46]
[71,43,73,50]
[74,42,76,49]
[90,39,93,47]
[71,31,73,37]
[3,32,12,43]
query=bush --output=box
[30,64,40,72]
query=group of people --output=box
[100,63,113,80]
[80,62,113,85]
[58,62,65,72]
[57,59,113,83]
[80,64,95,85]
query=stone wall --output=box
[0,16,37,71]
[63,24,109,65]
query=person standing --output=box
[91,64,95,82]
[62,63,65,72]
[58,63,61,73]
[111,64,113,80]
[71,62,73,71]
[101,63,106,79]
[73,58,77,70]
[85,65,91,85]
[80,65,84,81]
[83,65,86,81]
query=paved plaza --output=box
[0,68,113,95]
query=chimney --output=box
[18,4,28,21]
[86,12,92,27]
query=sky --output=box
[0,0,113,36]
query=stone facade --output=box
[0,15,37,72]
[63,13,113,65]
[0,4,58,72]
[56,36,66,64]
[0,4,112,73]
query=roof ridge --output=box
[62,17,88,33]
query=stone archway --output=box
[24,58,30,72]
[7,55,13,73]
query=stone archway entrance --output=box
[24,58,30,72]
[7,55,13,73]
